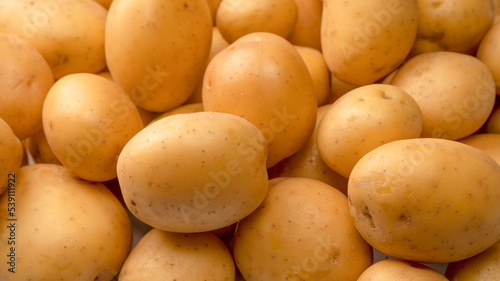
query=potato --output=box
[203,32,317,168]
[0,32,54,140]
[486,106,500,133]
[0,0,107,79]
[93,0,113,9]
[119,229,235,280]
[329,73,359,103]
[357,259,448,281]
[207,0,222,25]
[216,0,298,43]
[25,129,60,165]
[348,138,500,263]
[458,134,500,164]
[42,73,144,182]
[410,0,496,56]
[294,46,331,106]
[233,177,373,281]
[0,119,23,195]
[317,84,423,178]
[321,0,419,85]
[148,102,204,126]
[106,0,212,112]
[477,21,500,94]
[445,239,500,280]
[117,111,269,233]
[390,51,496,140]
[287,0,323,50]
[0,164,132,281]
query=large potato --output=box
[233,177,373,281]
[317,84,423,178]
[477,21,500,95]
[0,0,107,79]
[203,32,317,168]
[445,239,500,280]
[119,229,235,280]
[357,259,448,281]
[0,164,132,281]
[42,73,144,182]
[321,0,419,85]
[106,0,212,112]
[348,138,500,263]
[0,119,23,195]
[117,111,269,233]
[390,51,496,140]
[0,32,54,140]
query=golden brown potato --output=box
[0,118,23,195]
[357,259,448,281]
[294,46,331,106]
[477,21,500,95]
[287,0,323,50]
[445,239,500,280]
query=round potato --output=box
[0,0,107,79]
[348,138,500,263]
[317,84,423,178]
[117,111,269,233]
[287,0,323,50]
[119,229,235,281]
[0,119,23,195]
[106,0,212,112]
[0,32,54,140]
[458,133,500,164]
[410,0,496,56]
[357,259,448,281]
[477,21,500,95]
[390,51,496,140]
[321,0,419,85]
[42,73,144,182]
[233,177,373,281]
[295,46,331,106]
[0,164,132,281]
[203,32,317,168]
[445,239,500,280]
[216,0,298,43]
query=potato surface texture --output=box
[117,111,269,233]
[105,0,212,112]
[0,119,23,195]
[357,259,448,281]
[0,164,132,281]
[445,239,500,280]
[348,138,500,263]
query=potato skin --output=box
[287,0,323,50]
[117,111,269,233]
[348,138,500,263]
[119,229,235,281]
[357,259,448,281]
[294,46,331,106]
[458,134,500,165]
[445,239,500,280]
[477,21,500,95]
[0,119,23,195]
[0,164,132,281]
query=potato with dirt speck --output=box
[348,138,500,263]
[119,229,235,281]
[117,111,269,233]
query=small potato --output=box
[390,51,496,140]
[0,0,107,79]
[0,32,54,140]
[357,259,448,281]
[317,84,423,178]
[287,0,323,50]
[233,177,373,281]
[0,164,132,281]
[321,0,419,85]
[477,21,500,94]
[329,73,359,103]
[445,239,500,280]
[25,129,60,165]
[216,0,298,43]
[42,73,144,182]
[148,103,204,126]
[458,134,500,164]
[410,0,496,56]
[0,118,23,195]
[117,112,269,233]
[295,46,331,106]
[119,229,235,281]
[348,138,500,263]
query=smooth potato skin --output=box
[477,21,500,95]
[458,134,500,164]
[348,138,500,263]
[287,0,323,50]
[445,240,500,280]
[357,259,448,281]
[294,46,331,106]
[0,119,23,195]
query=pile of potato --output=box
[1,0,500,280]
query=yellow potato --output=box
[321,0,419,85]
[0,164,132,281]
[458,134,500,164]
[410,0,496,56]
[0,0,107,79]
[203,32,317,168]
[216,0,298,43]
[294,46,331,106]
[390,51,496,140]
[207,0,222,25]
[25,129,60,165]
[117,111,269,233]
[42,73,144,182]
[93,0,113,9]
[477,21,500,94]
[233,177,373,281]
[287,0,323,50]
[357,259,448,281]
[445,239,500,280]
[148,103,204,126]
[0,119,23,195]
[106,0,212,112]
[119,229,235,280]
[0,32,54,140]
[317,84,423,178]
[329,73,359,103]
[348,138,500,263]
